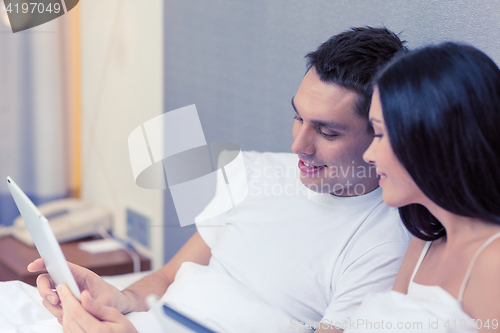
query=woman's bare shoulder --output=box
[392,237,428,293]
[463,236,500,325]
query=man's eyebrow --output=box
[291,96,348,131]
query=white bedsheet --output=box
[0,267,311,333]
[0,272,163,333]
[0,280,59,333]
[161,262,311,333]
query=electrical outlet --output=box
[126,208,150,248]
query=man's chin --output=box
[299,178,332,194]
[299,178,371,197]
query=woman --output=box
[346,43,500,332]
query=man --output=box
[29,27,411,332]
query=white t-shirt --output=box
[163,151,411,332]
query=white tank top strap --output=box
[458,232,500,302]
[410,241,432,283]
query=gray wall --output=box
[163,0,500,262]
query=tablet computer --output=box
[6,176,81,300]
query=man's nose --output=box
[291,127,315,155]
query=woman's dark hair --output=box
[374,42,500,241]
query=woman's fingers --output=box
[36,273,63,320]
[58,284,137,333]
[27,258,46,272]
[58,284,93,333]
[36,273,57,301]
[41,298,63,320]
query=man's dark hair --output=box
[375,42,500,240]
[305,27,406,119]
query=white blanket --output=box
[0,280,60,333]
[0,274,163,333]
[161,262,311,333]
[0,267,311,333]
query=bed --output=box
[0,263,312,333]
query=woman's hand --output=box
[57,284,138,333]
[28,258,131,322]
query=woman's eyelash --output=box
[294,115,303,121]
[374,134,383,139]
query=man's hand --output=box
[27,258,130,322]
[57,283,138,333]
